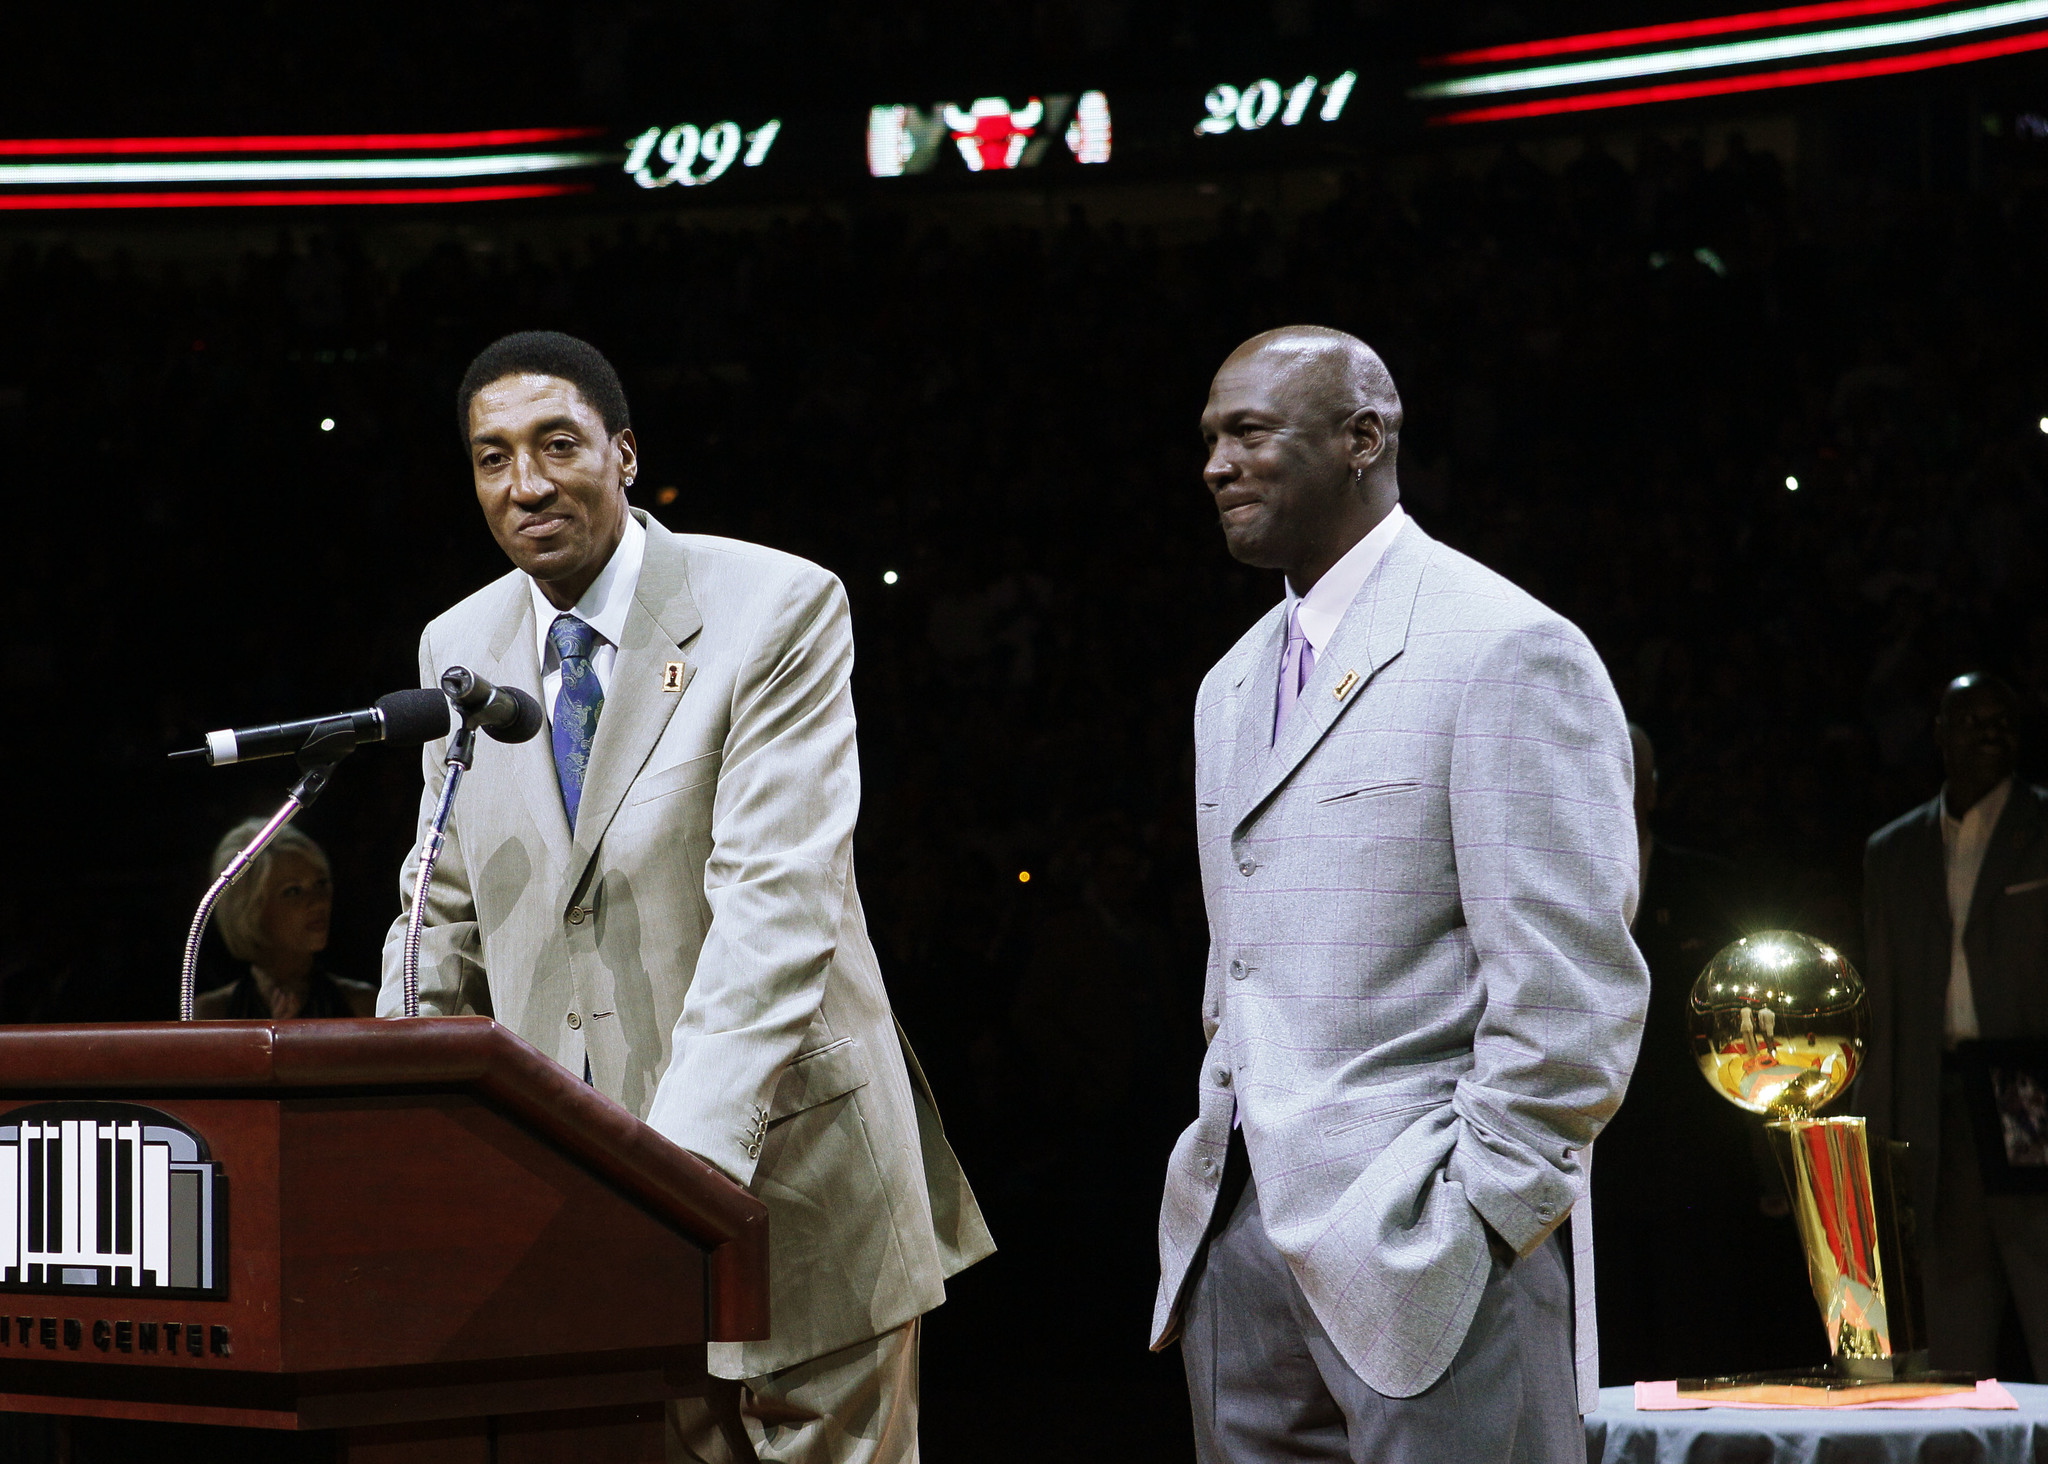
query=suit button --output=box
[1238,861,1255,877]
[567,1012,582,1030]
[1214,1067,1232,1087]
[1198,1156,1218,1177]
[566,906,588,926]
[1229,959,1248,980]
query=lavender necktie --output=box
[1274,602,1317,744]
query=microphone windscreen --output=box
[497,686,546,745]
[376,688,457,748]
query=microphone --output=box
[174,689,453,767]
[441,666,545,744]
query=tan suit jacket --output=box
[380,510,993,1378]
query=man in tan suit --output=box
[381,331,992,1464]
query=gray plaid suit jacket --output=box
[1151,519,1648,1408]
[381,511,993,1379]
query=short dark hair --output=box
[457,331,631,441]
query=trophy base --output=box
[1675,1368,1980,1407]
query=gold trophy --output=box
[1682,932,1974,1403]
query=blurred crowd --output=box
[2,123,2046,1451]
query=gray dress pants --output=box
[1182,1145,1580,1464]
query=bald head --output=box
[1201,325,1404,590]
[1937,672,2020,816]
[1222,326,1404,454]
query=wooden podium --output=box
[0,1018,768,1462]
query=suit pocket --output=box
[2006,876,2048,896]
[1324,1098,1441,1139]
[1315,780,1421,806]
[769,1036,872,1122]
[624,751,720,807]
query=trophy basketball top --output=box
[1688,931,1867,1121]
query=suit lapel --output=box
[1964,783,2042,1028]
[1231,523,1432,836]
[479,579,574,870]
[560,512,704,900]
[1970,783,2041,930]
[1226,608,1287,822]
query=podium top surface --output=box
[0,1016,766,1268]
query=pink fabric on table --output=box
[1634,1379,2018,1411]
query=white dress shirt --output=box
[1283,504,1409,658]
[1941,776,2012,1046]
[524,512,644,1081]
[529,512,647,725]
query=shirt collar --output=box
[1284,504,1408,657]
[1941,775,2013,836]
[530,511,646,663]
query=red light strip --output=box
[0,128,603,158]
[1434,24,2048,121]
[0,183,591,210]
[1432,0,1941,64]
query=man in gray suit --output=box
[1861,672,2048,1376]
[1152,326,1649,1462]
[382,332,992,1464]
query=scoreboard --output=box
[2,0,2042,210]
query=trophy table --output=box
[1681,932,1974,1404]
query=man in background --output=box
[1153,325,1648,1463]
[1862,673,2048,1377]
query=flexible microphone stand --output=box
[178,722,358,1022]
[399,671,487,1018]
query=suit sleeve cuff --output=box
[1452,1154,1575,1257]
[646,1083,772,1190]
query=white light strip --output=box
[0,151,613,185]
[1413,0,2048,97]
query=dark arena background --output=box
[3,1,2048,1459]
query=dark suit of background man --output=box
[1862,672,2048,1378]
[383,332,992,1464]
[1151,325,1649,1464]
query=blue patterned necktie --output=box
[549,613,604,829]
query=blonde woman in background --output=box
[194,821,376,1019]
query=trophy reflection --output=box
[1684,932,1971,1400]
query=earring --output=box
[623,477,635,488]
[1353,467,1363,485]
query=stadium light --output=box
[1415,0,2048,100]
[0,153,606,185]
[1418,0,2048,124]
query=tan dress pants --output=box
[669,1319,921,1464]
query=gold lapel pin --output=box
[1332,669,1360,701]
[662,661,688,693]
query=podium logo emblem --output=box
[0,1103,225,1300]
